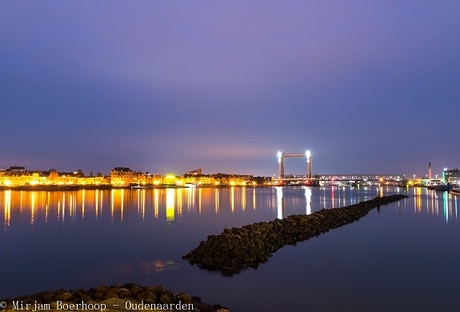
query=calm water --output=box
[1,186,460,311]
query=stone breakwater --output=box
[1,283,229,312]
[183,194,408,274]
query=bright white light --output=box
[306,150,311,161]
[305,187,312,215]
[276,186,283,219]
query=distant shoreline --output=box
[0,185,111,191]
[0,184,273,191]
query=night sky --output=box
[1,1,459,177]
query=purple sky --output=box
[1,1,459,177]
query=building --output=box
[0,165,269,188]
[444,168,460,186]
[110,167,136,186]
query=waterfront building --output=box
[444,168,460,186]
[0,167,48,186]
[0,165,269,188]
[162,174,177,186]
[0,166,110,187]
[110,167,138,186]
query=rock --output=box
[40,292,56,304]
[104,293,119,299]
[93,292,104,300]
[1,283,229,312]
[130,285,143,296]
[117,288,132,299]
[95,285,109,293]
[136,290,156,302]
[147,285,163,297]
[106,287,120,296]
[99,298,126,311]
[55,292,72,301]
[176,292,193,304]
[159,294,173,304]
[183,194,408,274]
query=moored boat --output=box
[426,179,448,191]
[130,183,147,189]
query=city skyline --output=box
[1,1,459,177]
[0,161,449,179]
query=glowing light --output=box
[154,189,159,218]
[306,150,311,161]
[230,187,235,212]
[166,188,175,221]
[215,188,219,213]
[305,187,312,215]
[162,174,177,185]
[4,190,11,229]
[276,187,283,219]
[4,180,11,186]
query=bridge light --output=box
[277,150,282,163]
[306,150,311,162]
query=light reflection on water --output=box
[2,187,460,231]
[405,187,459,223]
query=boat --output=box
[130,183,147,189]
[434,184,449,191]
[450,188,460,196]
[426,179,448,191]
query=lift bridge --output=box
[275,150,405,185]
[317,174,404,184]
[276,174,405,186]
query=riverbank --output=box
[183,194,408,274]
[0,184,269,191]
[0,283,229,312]
[0,185,112,191]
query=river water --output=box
[1,186,460,311]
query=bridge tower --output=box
[306,150,312,180]
[277,150,312,182]
[277,150,285,179]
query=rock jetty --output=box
[183,194,408,274]
[0,283,229,312]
